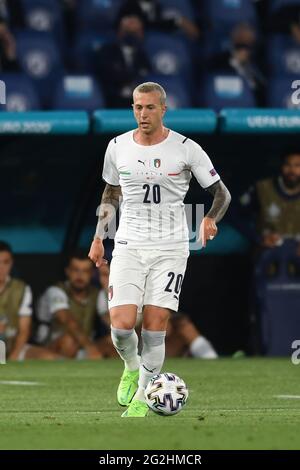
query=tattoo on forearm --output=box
[95,184,122,239]
[101,184,122,210]
[205,180,231,223]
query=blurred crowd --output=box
[0,0,300,110]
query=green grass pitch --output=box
[0,358,300,450]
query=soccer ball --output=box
[144,372,188,416]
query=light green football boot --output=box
[121,399,149,418]
[117,368,139,407]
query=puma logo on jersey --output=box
[138,159,146,166]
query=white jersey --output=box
[102,129,220,251]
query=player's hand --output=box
[88,238,107,268]
[85,344,103,360]
[262,233,282,248]
[198,216,218,248]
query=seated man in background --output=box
[35,250,106,359]
[95,14,151,108]
[97,263,217,359]
[0,241,57,360]
[208,23,266,106]
[239,148,300,250]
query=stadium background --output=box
[0,0,300,357]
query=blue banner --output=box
[93,109,217,134]
[0,111,89,134]
[220,109,300,133]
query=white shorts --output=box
[108,247,189,312]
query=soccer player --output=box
[88,82,231,417]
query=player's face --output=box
[66,259,94,291]
[0,251,13,283]
[132,91,167,135]
[99,264,110,290]
[281,154,300,189]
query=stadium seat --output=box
[202,31,232,60]
[16,31,63,106]
[199,74,256,110]
[160,0,195,22]
[52,75,105,111]
[267,77,300,108]
[72,31,114,72]
[267,34,300,77]
[202,0,257,32]
[76,0,123,32]
[21,0,64,39]
[0,73,41,111]
[255,240,300,355]
[145,75,192,109]
[145,32,192,79]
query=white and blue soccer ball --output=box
[144,372,188,416]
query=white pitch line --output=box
[275,395,300,400]
[0,380,43,386]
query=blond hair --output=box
[133,82,167,105]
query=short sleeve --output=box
[188,141,220,189]
[102,139,120,186]
[18,286,33,317]
[46,286,69,315]
[96,290,108,316]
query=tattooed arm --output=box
[88,183,122,266]
[94,183,122,240]
[199,180,231,247]
[205,180,231,223]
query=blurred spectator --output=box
[238,149,300,250]
[270,3,300,43]
[0,1,22,71]
[165,312,218,359]
[94,14,151,108]
[61,0,76,42]
[0,241,57,360]
[118,0,200,40]
[0,0,24,28]
[209,23,266,106]
[35,250,106,359]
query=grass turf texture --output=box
[0,358,299,450]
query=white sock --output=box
[111,326,140,371]
[134,329,166,402]
[190,336,218,359]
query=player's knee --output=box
[110,306,137,329]
[143,307,170,331]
